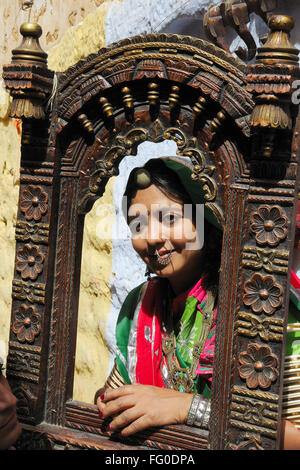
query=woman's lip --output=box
[157,249,175,258]
[148,249,175,258]
[148,250,176,267]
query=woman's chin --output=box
[148,261,175,278]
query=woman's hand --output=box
[97,384,193,437]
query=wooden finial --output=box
[256,15,298,65]
[122,87,133,110]
[99,97,114,119]
[148,82,159,107]
[121,87,134,122]
[192,96,207,118]
[209,111,226,133]
[77,114,94,134]
[3,21,54,120]
[12,23,48,67]
[247,14,299,135]
[169,85,180,109]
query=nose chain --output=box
[153,249,173,266]
[149,239,174,267]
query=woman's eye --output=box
[129,219,146,234]
[162,213,180,224]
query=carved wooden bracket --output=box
[204,0,278,61]
[246,15,300,159]
[243,13,300,175]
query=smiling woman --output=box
[96,156,223,435]
[3,3,300,448]
[128,180,203,295]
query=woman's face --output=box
[128,184,203,294]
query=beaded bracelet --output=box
[186,394,210,429]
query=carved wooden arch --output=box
[4,24,300,451]
[42,33,255,447]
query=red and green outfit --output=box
[114,277,216,397]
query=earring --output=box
[145,267,152,281]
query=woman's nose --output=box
[146,220,166,245]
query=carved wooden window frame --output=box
[3,17,300,451]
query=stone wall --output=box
[0,0,111,403]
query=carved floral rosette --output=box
[229,200,296,450]
[7,169,52,423]
[223,11,300,451]
[2,22,56,423]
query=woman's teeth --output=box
[150,249,175,265]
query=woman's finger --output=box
[117,414,153,436]
[109,406,144,433]
[96,397,106,413]
[101,395,136,419]
[102,384,138,402]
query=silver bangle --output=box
[186,394,201,426]
[186,394,210,429]
[202,399,211,429]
